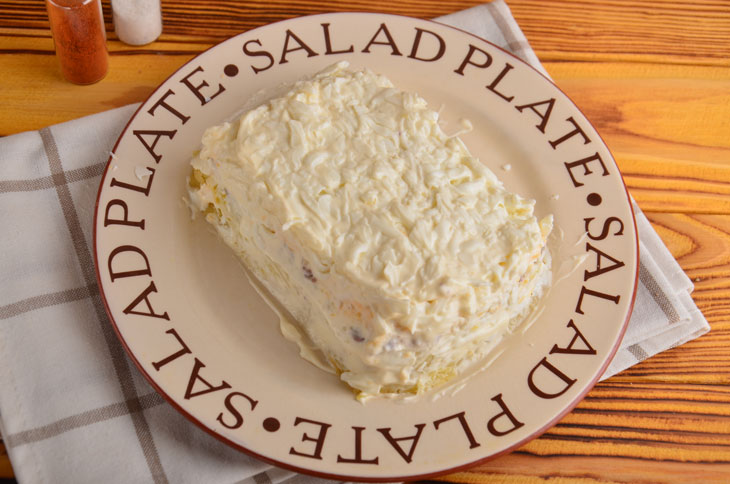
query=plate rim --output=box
[93,11,639,482]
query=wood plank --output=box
[437,381,730,483]
[2,0,727,66]
[0,0,487,36]
[512,0,730,66]
[0,45,194,135]
[546,63,730,214]
[651,213,730,280]
[0,441,12,479]
[442,455,730,483]
[1,0,729,140]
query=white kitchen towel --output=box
[0,1,709,483]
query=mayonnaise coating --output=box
[188,62,552,398]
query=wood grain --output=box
[1,0,729,482]
[0,441,12,480]
[548,63,730,214]
[450,382,730,483]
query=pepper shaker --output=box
[45,0,108,85]
[111,0,163,46]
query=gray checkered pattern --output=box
[0,106,344,484]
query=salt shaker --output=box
[45,0,108,85]
[111,0,163,46]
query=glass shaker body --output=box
[111,0,163,46]
[45,0,108,85]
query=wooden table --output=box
[2,0,729,482]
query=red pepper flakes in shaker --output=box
[45,0,108,85]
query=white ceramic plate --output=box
[94,13,638,481]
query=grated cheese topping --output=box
[188,62,552,398]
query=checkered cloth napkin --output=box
[0,1,710,482]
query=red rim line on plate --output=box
[92,12,640,482]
